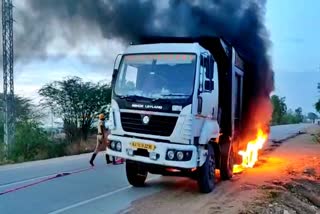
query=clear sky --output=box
[10,0,320,114]
[266,0,319,113]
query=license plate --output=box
[130,142,156,151]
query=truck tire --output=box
[126,160,148,187]
[220,142,234,180]
[197,144,215,193]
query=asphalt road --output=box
[0,123,313,214]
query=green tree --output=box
[0,94,50,162]
[316,100,320,114]
[39,77,112,143]
[281,112,297,124]
[308,112,318,123]
[316,83,320,113]
[0,95,40,123]
[271,95,287,125]
[294,107,303,123]
[10,121,53,162]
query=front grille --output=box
[120,112,178,136]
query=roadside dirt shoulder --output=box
[125,126,320,214]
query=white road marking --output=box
[48,186,131,214]
[48,176,160,214]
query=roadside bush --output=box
[0,143,5,162]
[313,132,320,144]
[47,140,67,158]
[9,121,52,162]
[280,113,300,124]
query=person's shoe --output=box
[89,160,94,167]
[89,153,97,167]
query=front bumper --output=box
[107,135,198,169]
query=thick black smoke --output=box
[13,0,158,61]
[16,1,271,65]
[15,0,274,139]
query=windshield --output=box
[114,54,196,99]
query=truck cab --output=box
[107,37,245,193]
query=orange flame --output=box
[233,128,268,173]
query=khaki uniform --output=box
[90,116,113,166]
[94,120,109,153]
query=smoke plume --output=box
[16,1,271,64]
[14,0,274,141]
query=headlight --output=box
[167,150,175,160]
[176,151,184,160]
[111,141,116,150]
[116,142,122,151]
[166,150,193,161]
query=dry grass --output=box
[64,135,97,155]
[312,132,320,144]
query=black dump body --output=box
[135,36,264,146]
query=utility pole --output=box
[2,0,14,158]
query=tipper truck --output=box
[107,37,254,193]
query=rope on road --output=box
[0,167,93,196]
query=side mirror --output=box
[204,80,214,91]
[197,96,203,114]
[205,57,214,79]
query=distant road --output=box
[0,123,313,214]
[269,123,311,141]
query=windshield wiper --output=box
[151,97,172,104]
[119,95,151,102]
[160,93,189,97]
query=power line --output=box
[2,0,15,158]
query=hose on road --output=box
[0,167,93,196]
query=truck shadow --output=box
[143,172,238,194]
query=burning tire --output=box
[220,141,234,180]
[126,160,148,187]
[197,144,216,193]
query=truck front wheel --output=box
[126,160,148,187]
[197,144,215,193]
